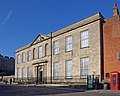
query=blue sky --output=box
[0,0,120,57]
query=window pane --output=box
[53,40,59,54]
[28,50,31,61]
[22,67,25,79]
[80,57,89,78]
[22,52,26,62]
[80,30,88,48]
[17,54,20,64]
[17,68,20,78]
[66,36,72,51]
[66,60,72,78]
[53,62,58,79]
[27,67,31,79]
[38,46,42,58]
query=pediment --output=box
[31,34,48,45]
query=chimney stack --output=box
[113,2,119,16]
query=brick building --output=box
[103,3,120,80]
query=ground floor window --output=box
[65,60,72,78]
[17,68,20,78]
[22,67,25,79]
[27,67,31,79]
[80,57,89,78]
[53,62,59,79]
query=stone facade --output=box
[15,13,104,84]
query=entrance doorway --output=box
[36,66,43,83]
[39,67,43,82]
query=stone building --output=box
[0,54,15,75]
[15,12,105,84]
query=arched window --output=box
[45,43,48,56]
[27,50,31,61]
[33,48,35,59]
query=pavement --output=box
[0,82,120,96]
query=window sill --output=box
[53,78,59,80]
[80,46,89,49]
[80,76,87,79]
[53,53,60,55]
[65,50,73,53]
[65,77,73,79]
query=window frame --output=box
[53,62,59,80]
[22,67,25,79]
[27,66,31,79]
[27,50,31,61]
[53,40,59,54]
[65,35,72,52]
[80,30,89,48]
[22,52,26,63]
[17,54,20,64]
[17,68,20,79]
[38,46,42,58]
[65,60,72,79]
[33,48,35,60]
[80,57,89,78]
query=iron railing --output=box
[13,75,100,85]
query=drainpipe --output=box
[50,32,52,84]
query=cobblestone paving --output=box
[0,83,120,96]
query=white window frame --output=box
[27,67,31,79]
[17,54,20,64]
[80,57,89,78]
[17,68,20,78]
[22,67,25,79]
[65,36,72,51]
[53,62,59,79]
[65,60,72,78]
[38,46,42,58]
[22,52,26,63]
[27,50,31,61]
[53,40,59,54]
[80,30,88,48]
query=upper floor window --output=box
[80,30,88,48]
[17,54,20,64]
[45,43,48,56]
[22,52,26,63]
[27,50,31,61]
[38,46,42,58]
[118,52,120,60]
[53,40,59,54]
[65,60,72,78]
[65,36,72,51]
[80,57,89,78]
[33,48,35,59]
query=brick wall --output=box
[103,15,120,79]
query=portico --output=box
[33,60,48,83]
